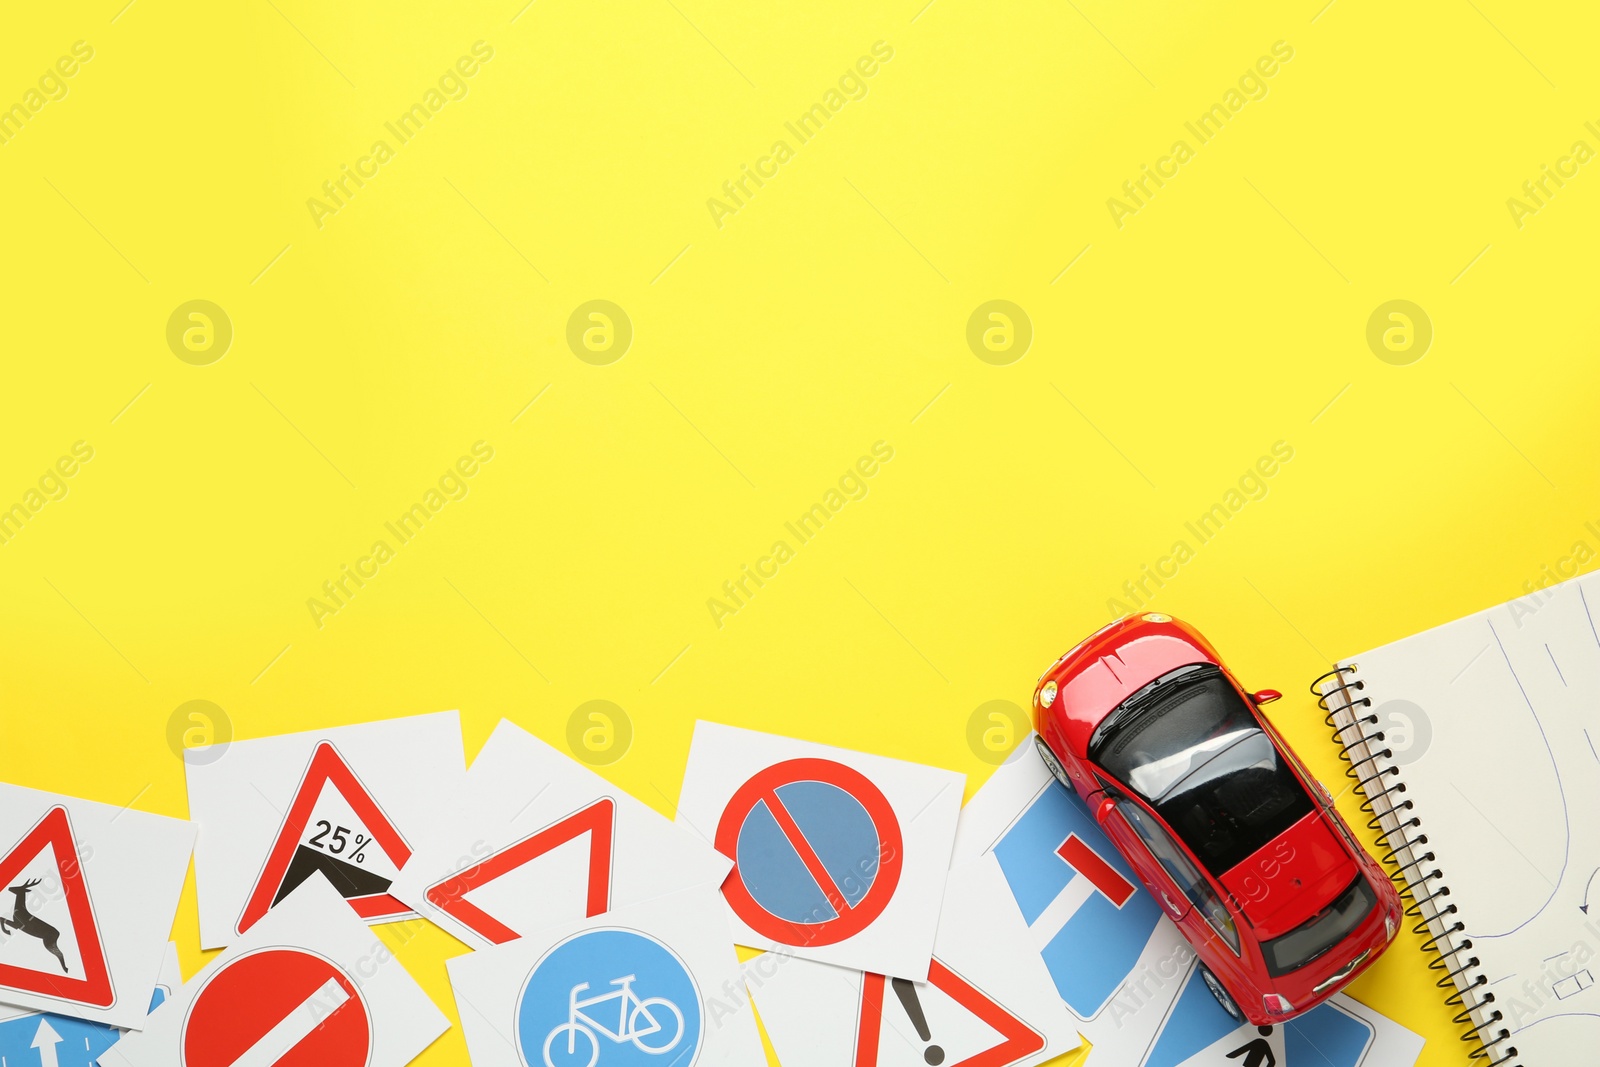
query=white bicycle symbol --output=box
[542,974,685,1067]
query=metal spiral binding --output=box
[1310,666,1520,1067]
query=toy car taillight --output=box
[1262,993,1296,1016]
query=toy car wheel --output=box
[1034,736,1073,790]
[1200,965,1245,1023]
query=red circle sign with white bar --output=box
[181,947,371,1067]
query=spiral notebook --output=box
[1315,571,1600,1067]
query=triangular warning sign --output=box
[0,807,114,1008]
[854,959,1043,1067]
[237,741,414,935]
[425,797,614,944]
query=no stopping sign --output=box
[714,758,903,946]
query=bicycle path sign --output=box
[450,886,764,1067]
[515,928,701,1067]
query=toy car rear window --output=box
[1263,874,1376,976]
[1089,666,1314,875]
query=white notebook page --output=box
[1336,569,1600,1066]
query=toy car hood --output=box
[1039,614,1226,759]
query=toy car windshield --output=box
[1088,664,1314,875]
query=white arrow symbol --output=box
[31,1017,62,1067]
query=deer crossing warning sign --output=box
[0,807,114,1009]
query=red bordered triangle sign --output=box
[854,959,1044,1067]
[0,806,114,1008]
[425,797,614,944]
[237,741,414,936]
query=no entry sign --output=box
[714,758,903,946]
[181,948,371,1067]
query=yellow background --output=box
[1,0,1592,1063]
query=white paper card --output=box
[1131,966,1424,1067]
[185,710,466,949]
[675,721,964,979]
[0,941,180,1064]
[447,885,764,1067]
[389,719,731,948]
[102,875,448,1067]
[950,739,1195,1064]
[0,782,194,1029]
[749,853,1081,1067]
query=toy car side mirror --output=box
[1096,797,1120,823]
[1252,689,1282,705]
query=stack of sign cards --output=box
[103,877,447,1067]
[411,720,753,1067]
[749,856,1080,1067]
[0,781,193,1035]
[0,704,1433,1067]
[389,719,731,947]
[0,942,180,1067]
[674,722,1084,1067]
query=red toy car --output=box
[1032,612,1401,1024]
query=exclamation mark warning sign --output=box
[891,977,945,1065]
[853,960,1043,1067]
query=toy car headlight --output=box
[1039,681,1058,708]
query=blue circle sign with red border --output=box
[714,758,903,946]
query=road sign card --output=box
[949,738,1195,1064]
[185,711,466,949]
[389,720,731,948]
[749,855,1080,1067]
[0,940,179,1067]
[447,884,764,1067]
[0,782,194,1030]
[675,721,964,979]
[100,875,448,1067]
[1134,964,1423,1067]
